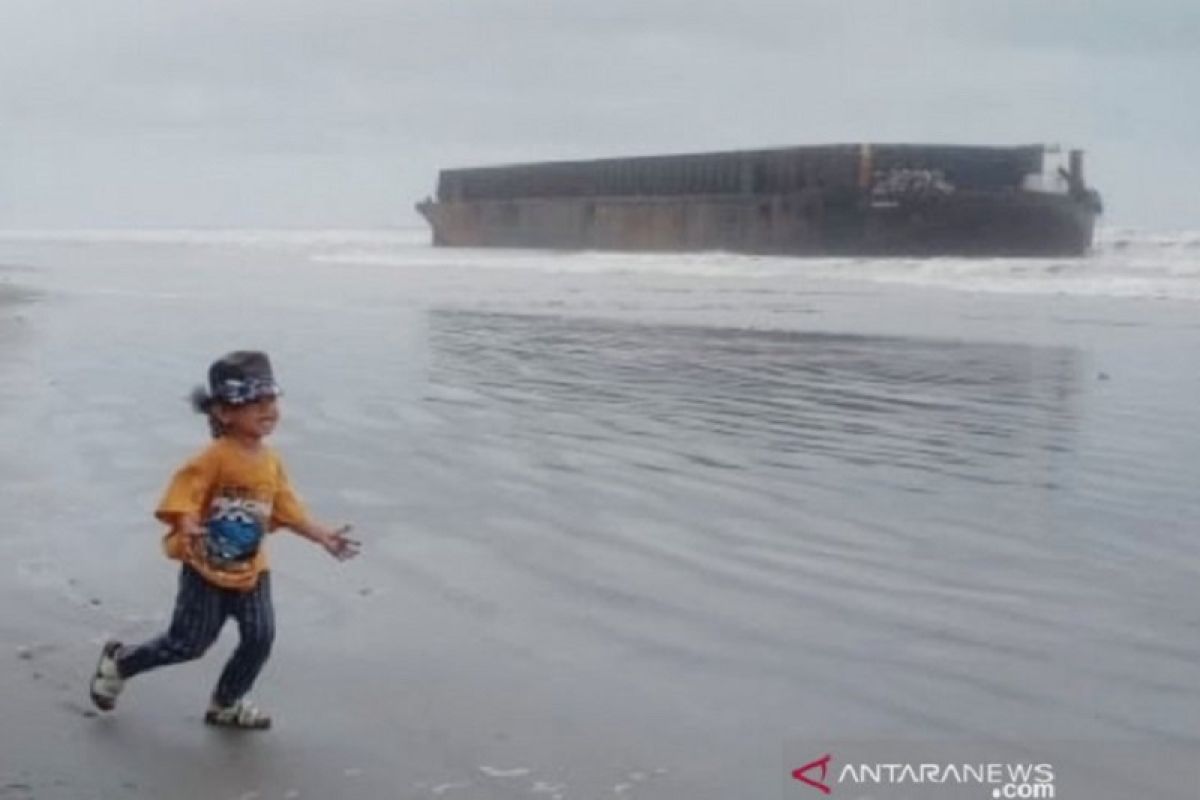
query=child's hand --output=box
[180,515,206,539]
[321,524,361,561]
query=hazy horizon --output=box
[3,1,1198,231]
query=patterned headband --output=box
[212,377,282,406]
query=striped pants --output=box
[117,565,275,708]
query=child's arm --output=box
[270,455,359,560]
[288,519,361,561]
[156,448,218,542]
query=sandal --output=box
[204,698,272,730]
[89,640,125,712]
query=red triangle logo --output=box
[792,753,832,795]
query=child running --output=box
[89,350,360,729]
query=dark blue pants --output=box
[118,565,275,707]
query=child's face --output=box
[217,397,280,441]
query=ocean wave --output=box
[3,226,1198,301]
[313,228,1200,301]
[0,228,427,249]
[1096,228,1200,251]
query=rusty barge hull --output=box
[417,144,1101,257]
[417,190,1095,257]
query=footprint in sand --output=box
[16,560,92,608]
[15,642,57,662]
[57,698,99,719]
[15,643,81,698]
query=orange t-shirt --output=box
[156,438,308,592]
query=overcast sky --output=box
[2,0,1197,229]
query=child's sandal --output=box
[204,699,272,730]
[89,640,126,712]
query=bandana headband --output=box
[213,377,281,406]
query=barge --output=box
[416,143,1102,257]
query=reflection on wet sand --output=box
[416,309,1194,751]
[428,309,1082,488]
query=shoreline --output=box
[1,237,1197,799]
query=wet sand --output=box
[1,236,1198,799]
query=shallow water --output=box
[1,232,1198,798]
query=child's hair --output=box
[190,386,225,439]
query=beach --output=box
[1,231,1198,799]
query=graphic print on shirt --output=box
[204,488,272,570]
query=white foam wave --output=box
[314,227,1200,301]
[3,226,1198,300]
[773,253,1200,300]
[0,227,426,249]
[314,247,786,278]
[1097,227,1200,251]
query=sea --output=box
[0,228,1197,799]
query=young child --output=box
[89,350,360,729]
